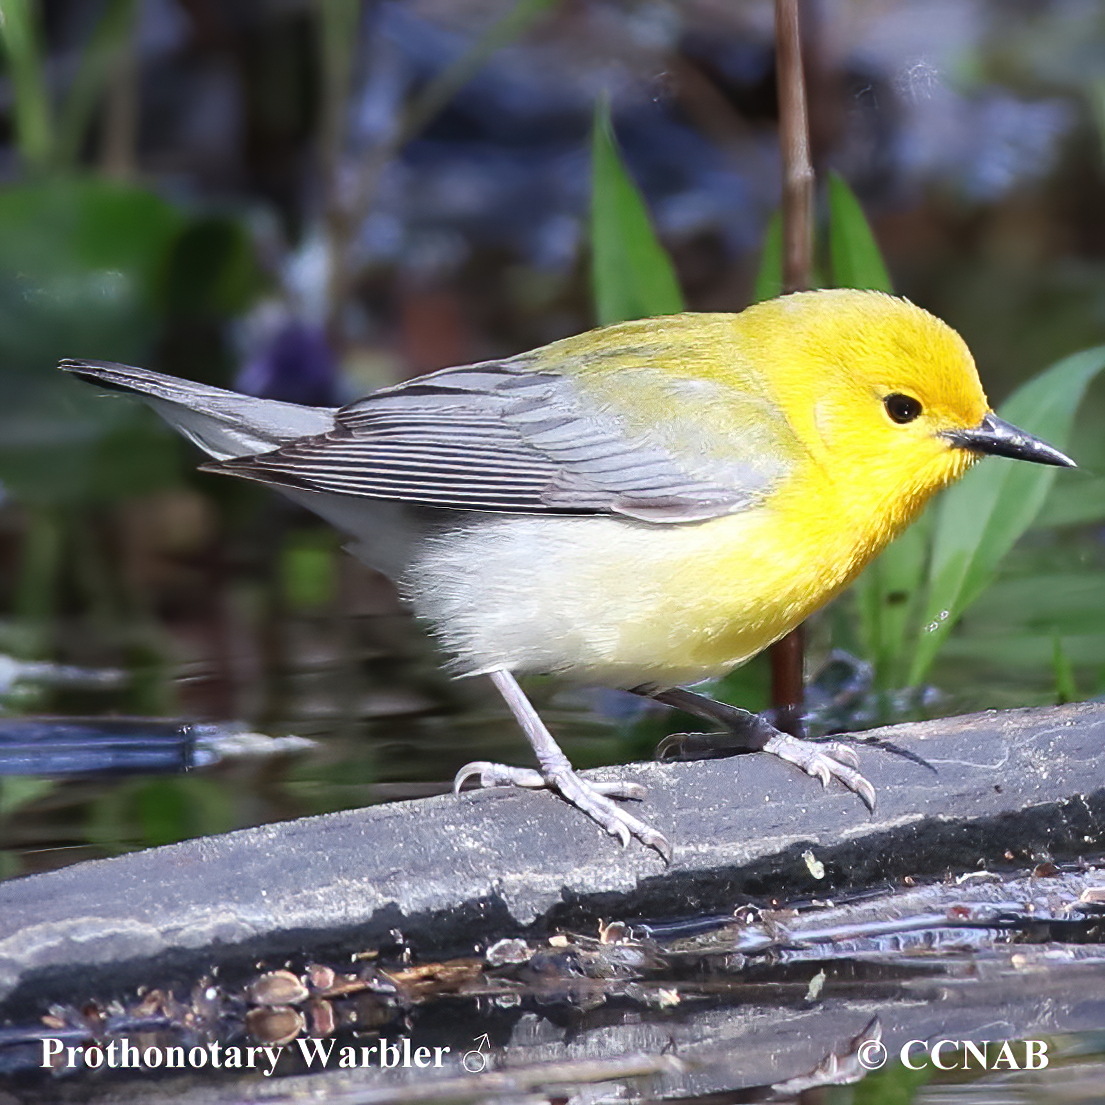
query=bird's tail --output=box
[59,359,336,462]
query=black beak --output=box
[943,412,1076,468]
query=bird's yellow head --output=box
[742,289,1072,535]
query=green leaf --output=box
[853,1058,933,1105]
[281,531,339,611]
[1032,472,1105,528]
[939,631,1105,670]
[1089,78,1105,171]
[0,0,54,171]
[0,776,54,818]
[961,572,1105,637]
[854,507,933,687]
[55,0,138,169]
[161,216,265,317]
[752,210,783,303]
[909,345,1105,684]
[827,171,893,292]
[87,776,235,853]
[590,97,684,325]
[0,179,197,505]
[14,505,62,625]
[1053,637,1078,704]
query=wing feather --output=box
[208,323,800,523]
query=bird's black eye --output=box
[884,393,922,424]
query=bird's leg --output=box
[454,668,672,859]
[633,685,876,811]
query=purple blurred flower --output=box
[235,319,342,408]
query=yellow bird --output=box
[61,289,1073,859]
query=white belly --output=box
[400,510,778,687]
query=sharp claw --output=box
[655,733,685,761]
[857,778,877,812]
[455,762,548,791]
[645,832,674,863]
[453,761,487,794]
[594,781,647,801]
[825,762,877,812]
[825,742,861,770]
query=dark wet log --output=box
[2,703,1104,1007]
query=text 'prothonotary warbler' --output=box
[62,289,1075,860]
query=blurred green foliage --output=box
[751,211,784,304]
[0,179,265,505]
[850,1058,934,1105]
[908,347,1103,683]
[827,171,894,293]
[86,775,235,853]
[0,0,138,175]
[589,97,685,326]
[281,529,341,611]
[0,0,264,511]
[0,0,56,173]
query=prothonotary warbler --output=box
[61,289,1074,859]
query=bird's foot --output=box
[760,732,876,811]
[646,690,875,811]
[454,761,672,861]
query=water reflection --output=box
[3,868,1103,1102]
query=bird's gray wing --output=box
[208,342,802,524]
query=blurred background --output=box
[2,0,1105,879]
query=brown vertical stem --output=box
[99,13,138,181]
[775,0,814,294]
[319,0,363,350]
[770,623,805,733]
[770,0,813,734]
